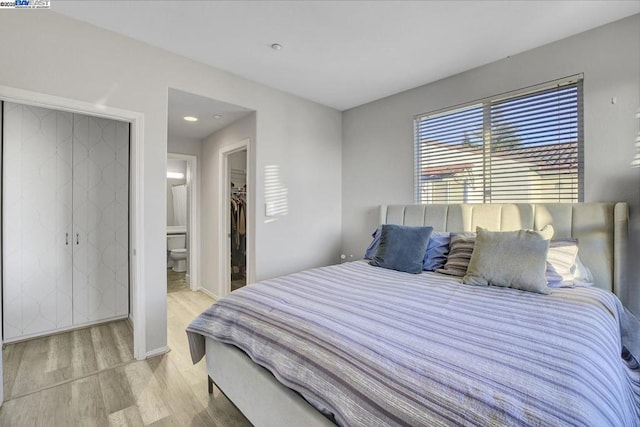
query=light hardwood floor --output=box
[0,285,252,426]
[167,269,189,293]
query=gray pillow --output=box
[436,232,476,277]
[463,227,551,294]
[370,224,433,274]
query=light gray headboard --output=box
[380,203,629,298]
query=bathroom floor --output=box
[167,269,188,293]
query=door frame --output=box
[0,85,146,364]
[167,153,199,291]
[219,139,252,296]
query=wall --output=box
[0,11,342,355]
[342,15,640,314]
[168,137,203,159]
[229,150,247,188]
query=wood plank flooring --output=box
[0,283,252,426]
[3,320,134,400]
[167,269,189,293]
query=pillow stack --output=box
[363,222,592,293]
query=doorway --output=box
[0,88,145,406]
[0,86,145,366]
[220,140,250,295]
[166,153,199,293]
[229,149,247,291]
[2,102,131,343]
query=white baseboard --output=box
[146,345,170,358]
[197,286,219,301]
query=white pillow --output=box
[546,239,578,284]
[547,252,595,288]
[572,255,594,283]
[554,255,594,288]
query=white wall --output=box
[342,15,640,314]
[229,150,248,187]
[0,11,342,354]
[168,137,203,158]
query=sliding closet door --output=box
[72,114,129,324]
[2,102,73,340]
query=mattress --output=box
[187,260,640,426]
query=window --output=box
[414,78,583,204]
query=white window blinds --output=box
[415,78,583,204]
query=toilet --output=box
[167,233,188,272]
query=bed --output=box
[187,203,640,426]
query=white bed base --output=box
[205,202,631,427]
[205,339,334,426]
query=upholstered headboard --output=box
[380,203,629,298]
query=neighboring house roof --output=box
[421,163,474,180]
[420,141,578,180]
[493,142,578,169]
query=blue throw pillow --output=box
[423,231,451,271]
[370,224,433,274]
[364,226,382,259]
[365,227,449,270]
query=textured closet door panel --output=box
[3,103,24,339]
[2,102,73,340]
[114,121,129,315]
[72,114,90,324]
[73,114,129,324]
[87,115,115,322]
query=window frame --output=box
[414,75,584,205]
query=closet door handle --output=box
[76,233,79,245]
[65,233,69,246]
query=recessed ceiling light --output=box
[271,43,283,51]
[213,114,223,120]
[183,116,198,122]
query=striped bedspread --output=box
[187,261,640,426]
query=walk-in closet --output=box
[2,101,130,342]
[229,149,247,291]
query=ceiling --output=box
[168,89,252,140]
[53,1,639,112]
